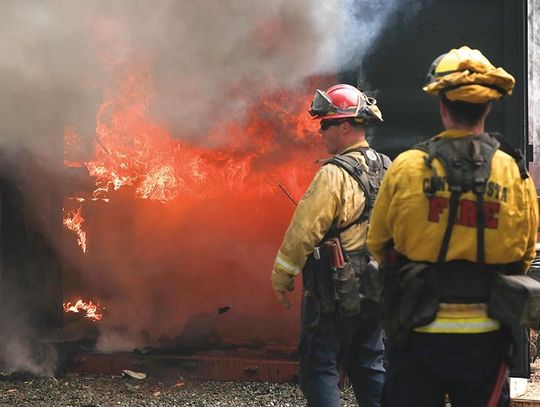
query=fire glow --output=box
[59,22,326,344]
[63,300,104,321]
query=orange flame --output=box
[63,299,103,321]
[63,206,87,253]
[82,64,320,203]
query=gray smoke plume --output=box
[0,0,410,151]
[0,332,57,378]
[529,0,540,187]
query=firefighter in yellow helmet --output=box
[367,46,538,406]
[272,84,389,406]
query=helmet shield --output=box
[425,53,447,84]
[308,89,336,117]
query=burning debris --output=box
[62,207,87,254]
[63,300,104,322]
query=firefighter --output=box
[367,45,539,406]
[272,84,389,407]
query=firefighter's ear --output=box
[439,99,448,119]
[439,99,453,130]
[484,102,492,118]
[339,120,353,135]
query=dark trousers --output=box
[298,296,385,407]
[383,331,510,407]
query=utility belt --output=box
[302,239,379,319]
[382,253,540,347]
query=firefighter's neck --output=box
[337,124,366,152]
[443,118,486,134]
[439,100,487,134]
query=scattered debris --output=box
[121,370,146,380]
[133,346,156,355]
[218,306,232,315]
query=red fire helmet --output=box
[308,84,383,124]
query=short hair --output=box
[441,96,490,127]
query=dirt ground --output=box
[0,373,360,407]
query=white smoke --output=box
[0,334,57,378]
[529,0,540,187]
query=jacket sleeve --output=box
[523,177,539,271]
[273,167,338,278]
[367,159,399,263]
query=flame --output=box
[82,64,320,203]
[63,299,103,321]
[63,206,87,253]
[65,68,319,256]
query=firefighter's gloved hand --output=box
[272,270,294,308]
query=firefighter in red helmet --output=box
[272,83,389,406]
[367,46,538,406]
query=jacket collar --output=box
[433,129,475,140]
[337,140,369,155]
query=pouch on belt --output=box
[488,274,540,328]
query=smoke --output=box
[0,0,409,150]
[0,332,57,378]
[529,0,540,187]
[0,273,58,377]
[120,0,410,137]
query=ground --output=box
[0,373,360,407]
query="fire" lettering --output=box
[428,197,500,229]
[428,196,448,222]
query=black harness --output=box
[414,132,528,269]
[323,147,391,236]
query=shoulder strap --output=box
[489,132,529,180]
[325,154,371,230]
[324,148,389,236]
[416,132,530,181]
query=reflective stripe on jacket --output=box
[414,303,500,334]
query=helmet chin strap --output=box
[354,93,362,117]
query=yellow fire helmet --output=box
[423,45,515,103]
